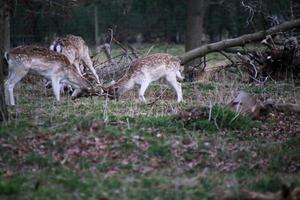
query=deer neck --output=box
[104,73,131,98]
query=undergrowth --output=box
[0,79,299,200]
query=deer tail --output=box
[4,51,9,62]
[50,38,63,53]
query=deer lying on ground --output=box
[4,46,91,106]
[103,53,184,102]
[50,34,100,84]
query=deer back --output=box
[7,46,70,72]
[50,35,89,63]
[7,46,90,89]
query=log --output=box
[264,102,300,113]
[180,19,300,65]
[240,186,300,200]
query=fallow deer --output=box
[104,53,184,102]
[50,34,100,84]
[4,46,91,106]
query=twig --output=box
[146,45,155,55]
[112,38,128,53]
[107,28,113,44]
[241,1,255,26]
[147,88,168,106]
[208,101,213,121]
[201,55,207,72]
[249,60,258,78]
[237,52,258,79]
[93,52,130,68]
[219,50,235,65]
[126,43,140,58]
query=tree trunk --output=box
[0,5,8,122]
[185,0,208,51]
[180,19,300,65]
[94,4,100,46]
[184,0,209,81]
[3,0,10,76]
[3,4,10,52]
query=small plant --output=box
[0,178,22,195]
[251,176,285,193]
[183,105,257,132]
[211,105,256,130]
[24,154,49,167]
[147,142,171,157]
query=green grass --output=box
[185,105,257,133]
[0,177,23,195]
[147,142,172,157]
[23,154,50,167]
[0,80,300,199]
[0,55,299,199]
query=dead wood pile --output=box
[89,35,140,82]
[238,34,300,82]
[180,19,300,82]
[188,34,300,83]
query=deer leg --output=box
[176,70,184,81]
[71,89,83,99]
[59,82,73,94]
[138,81,150,102]
[51,78,61,101]
[165,74,183,103]
[5,67,29,105]
[82,53,100,84]
[73,61,83,77]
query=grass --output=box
[185,105,257,133]
[0,44,300,199]
[0,177,23,195]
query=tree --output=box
[11,0,89,44]
[94,3,100,46]
[185,0,209,51]
[184,0,209,81]
[0,0,9,122]
[3,0,10,52]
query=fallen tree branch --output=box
[264,102,300,113]
[180,19,300,64]
[218,50,236,65]
[236,52,259,79]
[239,186,300,200]
[223,47,248,54]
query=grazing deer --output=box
[50,34,100,84]
[104,53,184,102]
[4,46,91,106]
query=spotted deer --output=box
[4,46,91,106]
[105,53,184,102]
[50,34,100,83]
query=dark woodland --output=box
[0,0,300,199]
